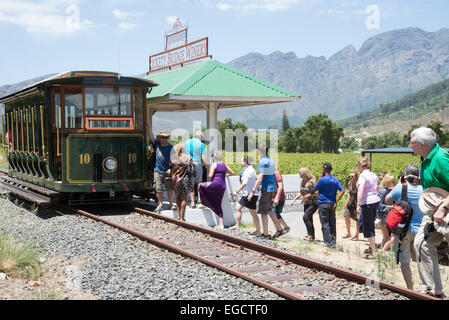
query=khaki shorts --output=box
[394,232,417,264]
[153,171,173,192]
[257,189,274,214]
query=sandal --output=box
[248,231,260,236]
[363,253,375,260]
[342,234,351,239]
[426,290,446,299]
[272,230,283,238]
[363,247,372,254]
[259,233,270,239]
[281,227,290,235]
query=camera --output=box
[398,173,406,184]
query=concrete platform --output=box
[150,174,309,238]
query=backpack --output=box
[385,184,414,264]
[385,184,413,237]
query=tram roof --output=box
[144,59,300,112]
[0,71,158,104]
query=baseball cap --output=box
[323,162,333,170]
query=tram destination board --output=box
[148,37,210,74]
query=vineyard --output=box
[226,152,419,187]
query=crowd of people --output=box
[148,127,449,299]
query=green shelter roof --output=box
[144,59,299,112]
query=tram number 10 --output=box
[79,153,91,165]
[128,153,137,164]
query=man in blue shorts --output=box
[314,162,345,247]
[185,130,209,208]
[247,144,283,239]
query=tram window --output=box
[55,92,62,129]
[85,87,131,117]
[64,90,83,129]
[133,89,143,130]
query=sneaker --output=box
[155,203,163,213]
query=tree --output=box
[217,117,250,152]
[279,113,344,153]
[340,137,360,152]
[281,110,290,135]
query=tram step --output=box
[0,176,58,197]
[0,181,52,205]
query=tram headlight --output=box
[104,157,117,172]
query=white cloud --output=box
[166,16,178,25]
[113,9,130,20]
[112,8,143,30]
[0,0,94,35]
[118,22,136,30]
[200,0,302,12]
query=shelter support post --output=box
[206,102,218,162]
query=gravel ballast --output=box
[0,197,282,300]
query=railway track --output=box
[0,169,436,300]
[52,201,436,300]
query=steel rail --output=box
[56,203,302,300]
[128,205,437,301]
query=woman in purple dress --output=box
[198,152,235,228]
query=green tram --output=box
[0,71,158,205]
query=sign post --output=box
[147,19,212,74]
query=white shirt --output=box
[240,165,258,196]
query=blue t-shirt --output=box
[257,155,276,192]
[184,138,205,163]
[314,174,343,204]
[154,140,173,174]
[389,182,423,234]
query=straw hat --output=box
[156,131,170,139]
[419,187,449,215]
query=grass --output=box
[0,232,41,279]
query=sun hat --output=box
[156,131,170,139]
[419,187,449,215]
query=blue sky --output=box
[0,0,448,86]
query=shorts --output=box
[190,163,203,184]
[257,189,274,214]
[343,205,358,221]
[394,232,417,263]
[271,200,285,219]
[239,195,258,210]
[358,202,379,238]
[153,171,173,192]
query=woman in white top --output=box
[356,157,381,258]
[230,156,261,235]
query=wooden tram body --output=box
[0,71,158,205]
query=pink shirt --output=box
[356,169,380,205]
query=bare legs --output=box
[176,193,187,221]
[156,189,174,208]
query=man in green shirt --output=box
[410,127,449,298]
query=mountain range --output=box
[1,27,449,133]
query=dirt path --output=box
[255,210,449,296]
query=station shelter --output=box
[143,59,300,227]
[144,59,299,153]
